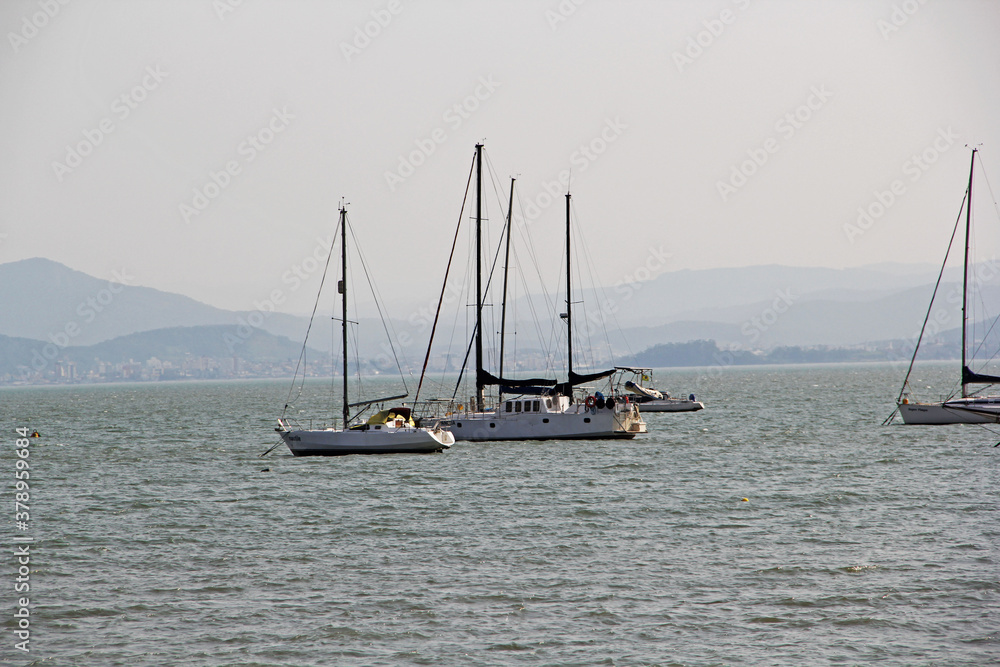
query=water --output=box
[2,363,997,666]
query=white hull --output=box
[279,422,454,455]
[898,400,1000,425]
[445,402,645,441]
[634,398,705,413]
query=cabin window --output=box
[542,418,549,423]
[374,425,381,429]
[532,400,540,412]
[505,401,512,413]
[490,423,496,428]
[584,417,591,423]
[515,401,522,412]
[456,423,462,428]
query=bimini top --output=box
[365,407,414,427]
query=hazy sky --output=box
[2,0,999,315]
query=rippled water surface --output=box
[3,363,998,666]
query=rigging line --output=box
[482,150,508,218]
[415,151,476,403]
[572,206,613,368]
[976,150,1000,227]
[347,221,409,393]
[347,246,364,406]
[969,275,1000,369]
[513,245,556,374]
[513,189,558,316]
[893,187,968,407]
[576,206,635,360]
[968,154,1000,370]
[511,190,559,368]
[331,303,339,419]
[282,213,339,419]
[972,421,1000,446]
[451,187,512,400]
[452,321,478,402]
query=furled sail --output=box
[477,368,557,388]
[962,365,1000,386]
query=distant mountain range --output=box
[0,326,316,380]
[2,257,991,381]
[0,258,313,347]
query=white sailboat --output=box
[276,204,454,455]
[894,147,1000,425]
[415,144,646,441]
[614,367,704,412]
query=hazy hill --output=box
[2,258,991,361]
[0,325,316,378]
[0,258,313,348]
[72,325,309,364]
[591,263,955,328]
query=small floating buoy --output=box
[30,430,40,438]
[741,498,749,502]
[260,468,270,472]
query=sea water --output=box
[1,363,997,666]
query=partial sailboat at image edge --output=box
[894,147,1000,425]
[276,203,454,455]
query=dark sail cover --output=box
[569,369,615,385]
[477,368,557,387]
[962,365,1000,385]
[554,368,616,396]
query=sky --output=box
[2,0,999,316]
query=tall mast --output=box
[565,192,573,384]
[474,143,485,412]
[961,147,976,397]
[339,204,349,427]
[498,177,515,385]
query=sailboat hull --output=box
[445,406,646,441]
[633,398,705,413]
[280,427,454,456]
[898,400,999,425]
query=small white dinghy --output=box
[615,367,704,413]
